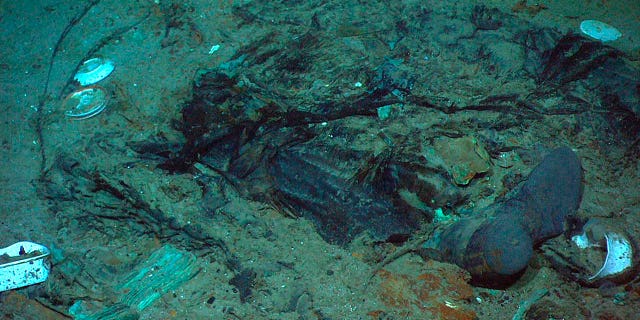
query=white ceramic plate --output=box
[580,20,622,42]
[74,57,115,85]
[63,86,108,120]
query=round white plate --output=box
[63,86,108,120]
[580,20,622,42]
[74,57,115,86]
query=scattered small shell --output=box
[579,20,622,42]
[74,57,115,86]
[208,44,221,54]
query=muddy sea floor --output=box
[1,1,639,319]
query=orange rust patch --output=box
[366,310,385,318]
[462,171,476,182]
[376,269,392,279]
[416,273,443,301]
[375,263,476,318]
[378,270,414,308]
[443,270,474,300]
[417,272,442,287]
[429,302,477,320]
[0,291,68,320]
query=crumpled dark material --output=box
[151,6,636,250]
[159,65,431,246]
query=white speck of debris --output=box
[572,231,591,249]
[354,81,363,87]
[209,44,221,54]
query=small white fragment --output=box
[571,231,591,249]
[354,81,363,88]
[208,44,221,54]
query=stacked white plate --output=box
[65,57,115,119]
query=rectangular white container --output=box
[0,241,51,292]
